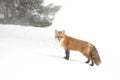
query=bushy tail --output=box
[91,46,101,65]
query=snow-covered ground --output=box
[0,0,120,80]
[0,24,119,80]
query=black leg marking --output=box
[64,49,70,60]
[90,60,94,66]
[85,59,90,64]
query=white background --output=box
[0,0,120,80]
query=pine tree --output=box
[0,0,60,27]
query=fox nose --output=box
[58,39,61,41]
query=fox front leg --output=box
[64,49,70,60]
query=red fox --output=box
[55,30,101,66]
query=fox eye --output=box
[56,36,62,38]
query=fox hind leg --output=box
[90,59,94,66]
[85,59,90,63]
[64,49,70,60]
[85,58,94,66]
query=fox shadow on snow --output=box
[45,54,85,64]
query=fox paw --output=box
[85,61,89,63]
[64,57,69,60]
[90,64,94,66]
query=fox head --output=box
[55,30,65,41]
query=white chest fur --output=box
[59,38,64,46]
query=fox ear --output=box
[62,30,65,34]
